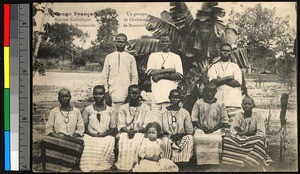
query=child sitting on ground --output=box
[132,122,178,172]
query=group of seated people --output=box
[40,82,272,172]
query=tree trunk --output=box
[279,93,289,167]
[71,49,74,62]
[266,99,272,133]
[33,3,49,66]
[248,62,252,75]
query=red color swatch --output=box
[4,4,10,46]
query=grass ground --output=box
[32,72,297,172]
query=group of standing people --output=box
[39,33,271,172]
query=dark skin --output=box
[148,36,182,82]
[235,98,257,136]
[115,35,127,52]
[86,87,118,137]
[104,35,128,96]
[192,87,225,134]
[166,91,181,111]
[166,91,191,142]
[119,87,145,138]
[212,45,241,87]
[128,87,141,107]
[49,89,81,139]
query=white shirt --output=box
[45,107,84,136]
[101,51,138,102]
[82,105,117,134]
[207,61,243,107]
[146,52,183,104]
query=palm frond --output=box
[201,2,218,11]
[146,15,195,57]
[191,59,210,78]
[221,27,238,45]
[231,47,249,69]
[169,2,196,34]
[127,38,160,56]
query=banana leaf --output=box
[127,38,160,56]
[221,27,239,46]
[127,1,249,111]
[231,48,249,68]
[146,15,195,57]
[170,2,196,34]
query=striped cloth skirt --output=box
[194,129,223,165]
[79,134,115,172]
[162,135,194,163]
[222,134,268,167]
[40,135,84,172]
[115,132,144,171]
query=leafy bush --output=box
[73,55,86,67]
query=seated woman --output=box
[160,89,194,163]
[133,122,178,172]
[115,84,151,171]
[80,85,118,172]
[191,82,229,165]
[222,96,271,170]
[41,88,84,172]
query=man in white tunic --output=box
[207,43,243,123]
[146,33,183,114]
[102,33,138,111]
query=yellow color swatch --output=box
[4,47,10,88]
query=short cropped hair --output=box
[123,84,142,104]
[242,96,255,104]
[128,84,141,93]
[58,88,70,96]
[205,81,217,90]
[220,43,232,50]
[169,89,181,97]
[159,32,171,39]
[93,85,105,93]
[115,33,127,41]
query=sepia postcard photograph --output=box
[32,1,297,172]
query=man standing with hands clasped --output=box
[146,33,183,114]
[102,33,138,111]
[207,43,243,123]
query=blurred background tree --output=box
[32,5,119,73]
[39,23,87,61]
[89,8,119,68]
[228,3,296,87]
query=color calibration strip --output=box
[4,3,11,171]
[18,4,31,171]
[10,4,20,171]
[4,4,30,171]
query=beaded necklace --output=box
[160,51,170,69]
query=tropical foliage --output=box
[87,8,119,68]
[38,23,87,60]
[32,5,119,73]
[127,2,249,109]
[228,4,296,86]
